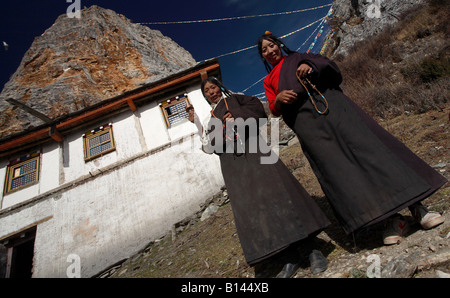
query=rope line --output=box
[241,76,265,93]
[139,3,332,25]
[199,16,327,63]
[296,18,326,52]
[237,16,327,94]
[241,7,334,95]
[149,4,334,100]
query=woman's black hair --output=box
[201,77,233,103]
[257,33,296,73]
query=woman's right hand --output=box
[186,104,195,123]
[276,90,298,105]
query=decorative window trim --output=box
[82,123,116,162]
[159,93,191,128]
[3,152,40,195]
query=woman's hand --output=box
[276,90,298,105]
[297,63,313,79]
[186,104,195,123]
[222,112,234,123]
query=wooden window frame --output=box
[3,153,40,195]
[159,93,191,128]
[82,124,116,162]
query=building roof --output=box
[0,59,221,158]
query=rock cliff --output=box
[0,5,196,139]
[328,0,425,57]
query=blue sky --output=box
[0,0,333,100]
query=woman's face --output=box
[203,81,222,104]
[261,38,282,66]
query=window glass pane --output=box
[99,132,111,143]
[101,141,112,151]
[89,135,101,147]
[20,159,37,175]
[11,172,37,190]
[166,101,189,126]
[90,145,102,157]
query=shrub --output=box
[428,0,448,8]
[419,56,450,83]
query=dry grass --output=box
[335,0,449,119]
[109,201,255,278]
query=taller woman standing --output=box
[258,32,446,244]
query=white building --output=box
[0,59,225,277]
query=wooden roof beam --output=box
[127,99,137,112]
[48,126,63,142]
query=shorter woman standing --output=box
[186,77,330,277]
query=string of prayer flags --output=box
[140,3,332,25]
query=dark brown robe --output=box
[276,53,447,233]
[207,94,330,265]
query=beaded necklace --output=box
[209,96,245,155]
[297,73,329,115]
[209,96,233,142]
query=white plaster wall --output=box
[62,111,144,183]
[139,101,171,149]
[0,161,7,209]
[0,198,53,242]
[40,143,60,194]
[1,182,39,209]
[186,88,213,123]
[37,142,224,277]
[108,111,145,159]
[0,137,224,277]
[1,145,60,209]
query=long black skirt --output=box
[283,88,447,234]
[218,139,330,266]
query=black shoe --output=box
[276,262,300,278]
[309,250,328,274]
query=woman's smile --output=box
[261,39,282,66]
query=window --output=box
[159,93,191,128]
[82,123,116,161]
[4,153,40,194]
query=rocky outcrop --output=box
[329,0,425,57]
[0,5,196,139]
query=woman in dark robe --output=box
[186,77,330,277]
[258,32,446,245]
